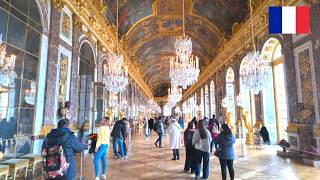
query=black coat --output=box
[111,120,127,140]
[260,127,270,143]
[43,128,84,180]
[184,130,196,152]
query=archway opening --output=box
[226,67,236,125]
[205,85,209,118]
[78,42,95,128]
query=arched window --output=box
[210,81,216,117]
[261,37,288,142]
[205,85,209,117]
[0,0,42,138]
[226,67,235,124]
[78,42,95,127]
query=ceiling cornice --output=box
[181,0,299,102]
[53,0,153,98]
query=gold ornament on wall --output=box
[298,49,314,111]
[62,12,71,38]
[52,0,64,11]
[58,54,68,105]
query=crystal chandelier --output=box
[0,33,17,88]
[147,99,161,114]
[167,86,182,104]
[103,53,128,93]
[240,51,269,94]
[103,0,128,93]
[170,0,200,89]
[240,0,269,95]
[170,55,199,89]
[107,92,119,108]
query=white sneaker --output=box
[101,174,107,179]
[95,177,100,180]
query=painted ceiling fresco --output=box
[105,0,153,34]
[192,0,248,34]
[103,0,249,96]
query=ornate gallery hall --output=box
[0,0,319,179]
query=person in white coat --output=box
[169,118,182,160]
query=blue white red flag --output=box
[269,6,310,34]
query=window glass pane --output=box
[10,5,27,22]
[0,0,10,11]
[10,0,28,15]
[0,8,8,40]
[20,80,36,108]
[7,14,26,49]
[28,0,40,24]
[18,108,34,135]
[28,19,41,32]
[12,78,21,107]
[25,27,40,55]
[23,53,38,80]
[6,44,24,77]
[0,107,18,139]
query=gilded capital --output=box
[52,0,64,11]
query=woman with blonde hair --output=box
[94,117,111,180]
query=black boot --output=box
[172,149,177,160]
[176,149,180,160]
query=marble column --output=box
[41,6,61,135]
[311,3,320,148]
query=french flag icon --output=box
[269,6,310,34]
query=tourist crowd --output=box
[41,113,235,180]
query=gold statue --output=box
[107,107,113,125]
[242,110,254,144]
[225,112,235,131]
[242,111,253,134]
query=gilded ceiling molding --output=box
[123,0,222,40]
[59,0,153,98]
[181,0,299,102]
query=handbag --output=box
[214,148,220,157]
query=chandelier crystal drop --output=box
[240,51,269,94]
[0,33,17,88]
[103,53,128,93]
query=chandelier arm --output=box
[116,0,119,45]
[183,0,185,36]
[249,0,256,51]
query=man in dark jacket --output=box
[111,118,127,159]
[154,118,164,148]
[42,119,84,180]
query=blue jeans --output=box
[113,138,125,157]
[155,132,162,147]
[93,144,108,177]
[195,150,210,179]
